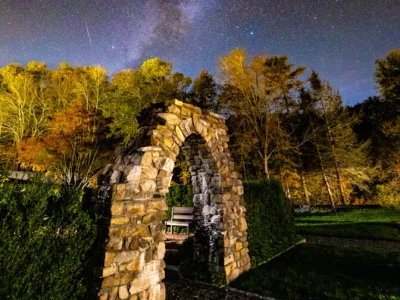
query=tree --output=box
[190,70,218,110]
[298,72,372,206]
[0,63,50,146]
[219,49,305,180]
[17,101,112,190]
[102,58,192,143]
[263,56,306,114]
[219,49,278,178]
[375,49,400,102]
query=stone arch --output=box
[98,100,251,300]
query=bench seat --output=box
[166,207,194,236]
[165,221,191,227]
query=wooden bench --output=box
[165,207,194,236]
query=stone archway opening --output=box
[166,133,225,275]
[98,100,251,300]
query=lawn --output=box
[230,243,400,300]
[295,208,400,241]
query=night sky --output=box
[0,0,399,105]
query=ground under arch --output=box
[97,100,250,300]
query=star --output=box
[0,0,398,105]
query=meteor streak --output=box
[85,21,92,45]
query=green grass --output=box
[231,243,400,300]
[296,208,400,241]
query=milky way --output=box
[0,0,399,105]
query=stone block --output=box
[99,292,108,300]
[175,125,185,142]
[235,242,243,251]
[118,272,137,285]
[119,285,130,300]
[142,214,156,224]
[161,158,174,172]
[129,271,164,295]
[111,203,124,215]
[167,104,181,115]
[148,283,164,300]
[140,180,157,193]
[224,253,235,265]
[229,268,240,282]
[101,275,115,288]
[106,236,123,251]
[114,251,139,265]
[138,290,149,300]
[141,166,158,180]
[105,252,116,266]
[127,166,141,183]
[125,203,145,215]
[141,152,153,166]
[110,170,121,184]
[102,266,118,277]
[109,287,119,300]
[224,262,236,276]
[152,242,166,260]
[146,200,167,211]
[238,217,247,231]
[111,216,130,225]
[157,113,181,125]
[181,106,191,116]
[152,157,167,169]
[167,99,183,107]
[240,248,249,256]
[125,252,145,272]
[113,184,126,201]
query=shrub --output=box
[0,181,97,300]
[165,184,193,220]
[376,184,400,210]
[243,179,297,266]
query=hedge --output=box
[243,179,297,266]
[165,184,193,220]
[0,181,98,300]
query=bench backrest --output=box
[171,207,194,221]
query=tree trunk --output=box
[300,171,310,204]
[285,179,291,200]
[319,99,346,205]
[308,114,337,213]
[264,153,270,179]
[315,135,337,214]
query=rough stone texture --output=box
[97,100,250,300]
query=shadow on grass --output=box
[296,220,350,224]
[296,222,400,242]
[230,243,400,300]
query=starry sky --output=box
[0,0,399,105]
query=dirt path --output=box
[165,274,275,300]
[305,235,400,252]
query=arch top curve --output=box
[97,100,251,300]
[147,99,230,161]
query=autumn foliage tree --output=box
[17,101,112,190]
[219,49,305,181]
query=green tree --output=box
[190,70,218,110]
[375,49,400,102]
[263,56,306,114]
[102,58,191,143]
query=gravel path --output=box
[305,235,400,252]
